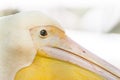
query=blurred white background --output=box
[0,0,120,69]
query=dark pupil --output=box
[40,29,47,36]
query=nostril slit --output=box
[82,50,86,53]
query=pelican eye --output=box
[40,29,48,37]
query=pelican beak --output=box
[42,36,120,79]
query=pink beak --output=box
[42,36,120,79]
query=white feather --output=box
[0,11,60,80]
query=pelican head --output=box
[29,25,120,80]
[0,10,119,80]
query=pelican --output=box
[0,10,120,80]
